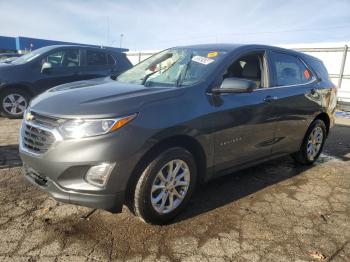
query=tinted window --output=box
[307,59,329,80]
[87,50,107,66]
[43,49,80,68]
[107,54,116,65]
[270,52,312,86]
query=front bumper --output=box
[23,164,124,212]
[18,118,145,213]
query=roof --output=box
[20,44,129,54]
[179,43,317,59]
[182,43,302,51]
[178,43,245,51]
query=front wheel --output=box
[0,89,31,118]
[133,147,197,224]
[292,119,327,165]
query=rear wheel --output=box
[0,89,31,118]
[133,147,197,224]
[292,119,326,165]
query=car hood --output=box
[0,62,20,73]
[30,77,182,118]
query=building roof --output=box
[0,36,128,53]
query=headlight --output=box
[58,113,137,139]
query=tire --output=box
[0,88,31,118]
[133,147,197,224]
[292,119,327,165]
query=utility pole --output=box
[120,34,124,48]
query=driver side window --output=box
[223,53,265,88]
[42,49,80,68]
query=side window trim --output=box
[107,53,116,65]
[266,50,317,89]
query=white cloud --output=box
[0,0,349,50]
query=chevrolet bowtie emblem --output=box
[25,112,34,121]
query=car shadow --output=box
[0,144,22,169]
[323,124,350,161]
[174,155,324,223]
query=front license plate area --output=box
[24,165,48,186]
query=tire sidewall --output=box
[136,147,197,224]
[0,88,30,118]
[301,119,326,164]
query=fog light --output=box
[85,163,115,187]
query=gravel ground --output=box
[0,118,349,262]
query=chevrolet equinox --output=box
[19,44,337,224]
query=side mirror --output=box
[41,62,52,74]
[212,78,257,94]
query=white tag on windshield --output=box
[191,56,214,65]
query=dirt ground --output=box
[0,118,349,262]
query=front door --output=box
[36,48,83,92]
[211,51,278,172]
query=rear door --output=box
[81,49,112,79]
[35,48,83,92]
[266,50,321,156]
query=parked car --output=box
[19,44,336,224]
[0,53,22,62]
[0,45,132,118]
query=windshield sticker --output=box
[192,56,214,65]
[207,51,218,58]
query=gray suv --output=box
[19,44,337,224]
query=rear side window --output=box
[307,59,329,80]
[270,51,312,86]
[87,50,107,66]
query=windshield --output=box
[117,48,227,87]
[11,49,43,64]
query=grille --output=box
[30,111,61,128]
[22,124,56,154]
[21,111,63,154]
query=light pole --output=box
[120,34,124,48]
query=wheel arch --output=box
[125,134,207,205]
[315,112,330,136]
[0,83,35,98]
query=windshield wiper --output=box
[141,71,158,85]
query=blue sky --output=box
[1,0,350,50]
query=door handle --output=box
[264,95,278,102]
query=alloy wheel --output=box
[306,126,323,161]
[150,159,190,214]
[2,93,27,116]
